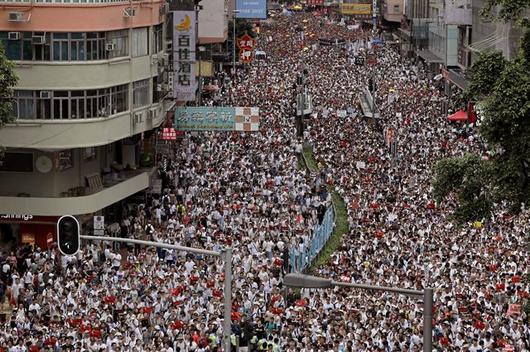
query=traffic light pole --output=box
[79,235,232,352]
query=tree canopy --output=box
[0,44,17,127]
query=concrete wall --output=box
[15,54,155,90]
[0,102,165,149]
[383,0,403,22]
[0,172,150,216]
[199,0,228,44]
[0,1,165,32]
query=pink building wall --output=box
[0,1,165,32]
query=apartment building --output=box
[0,0,172,248]
[470,0,525,62]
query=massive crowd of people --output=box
[0,8,528,352]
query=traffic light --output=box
[57,215,80,256]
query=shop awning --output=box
[417,49,443,63]
[447,110,468,122]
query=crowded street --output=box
[0,8,528,352]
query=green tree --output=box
[433,11,530,222]
[0,44,17,127]
[480,0,530,26]
[228,19,257,39]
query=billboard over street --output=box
[340,3,372,15]
[175,107,260,131]
[236,0,267,19]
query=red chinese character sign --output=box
[237,33,256,50]
[237,33,256,64]
[161,128,177,140]
[239,48,254,64]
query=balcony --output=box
[0,102,166,149]
[0,170,151,216]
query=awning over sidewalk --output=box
[417,49,443,63]
[447,110,468,122]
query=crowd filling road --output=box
[0,9,528,352]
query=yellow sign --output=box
[340,3,372,15]
[196,61,214,77]
[175,14,192,31]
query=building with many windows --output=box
[0,0,171,248]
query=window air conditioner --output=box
[105,43,116,51]
[8,12,24,22]
[39,91,51,99]
[156,84,163,92]
[8,32,20,40]
[32,35,46,45]
[124,8,136,17]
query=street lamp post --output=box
[283,273,434,352]
[80,235,233,352]
[232,10,240,77]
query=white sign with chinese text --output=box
[173,11,197,102]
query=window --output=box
[132,28,148,57]
[106,30,128,58]
[153,24,163,54]
[86,32,106,60]
[133,79,150,108]
[52,33,69,61]
[111,84,129,114]
[14,84,129,120]
[33,33,52,61]
[70,33,86,60]
[152,76,160,103]
[14,91,36,119]
[1,30,133,61]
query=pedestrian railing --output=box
[289,206,335,272]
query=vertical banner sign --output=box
[173,11,197,101]
[237,33,256,64]
[236,0,267,19]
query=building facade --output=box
[0,0,172,248]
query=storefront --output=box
[0,214,59,250]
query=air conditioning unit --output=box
[105,43,116,51]
[8,12,24,22]
[156,84,163,92]
[8,32,20,40]
[32,35,46,45]
[151,54,159,65]
[123,7,136,17]
[39,91,51,99]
